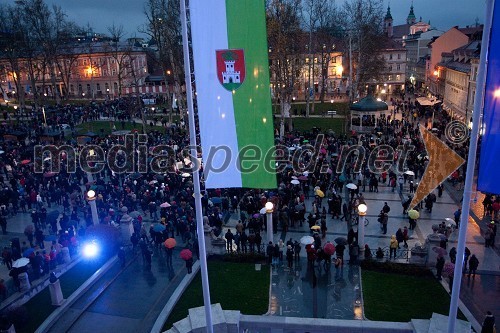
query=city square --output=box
[0,0,498,333]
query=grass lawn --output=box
[163,260,270,330]
[273,102,349,116]
[75,121,164,136]
[12,259,103,333]
[362,270,466,322]
[291,117,346,134]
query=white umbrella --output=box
[13,258,30,268]
[303,171,309,176]
[291,179,300,185]
[300,236,315,245]
[445,217,456,227]
[149,180,158,185]
[160,202,171,208]
[291,176,298,179]
[404,171,415,176]
[288,147,296,151]
[259,207,267,215]
[346,183,357,190]
[181,172,191,178]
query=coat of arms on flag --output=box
[216,49,246,91]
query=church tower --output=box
[407,2,416,25]
[384,5,393,38]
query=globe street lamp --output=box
[87,190,99,225]
[357,203,367,258]
[265,202,274,244]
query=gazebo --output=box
[350,94,389,133]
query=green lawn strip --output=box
[76,121,164,136]
[273,102,349,116]
[362,270,466,322]
[291,117,346,134]
[14,259,102,333]
[164,261,270,330]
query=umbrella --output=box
[149,180,158,185]
[346,183,357,190]
[0,151,4,155]
[443,262,455,276]
[315,189,325,198]
[295,204,305,211]
[252,213,260,218]
[21,159,31,165]
[160,202,171,208]
[164,238,177,249]
[210,197,222,204]
[121,206,128,213]
[444,217,456,227]
[404,170,415,176]
[129,211,141,218]
[152,223,166,232]
[112,130,131,135]
[408,209,420,220]
[334,237,348,246]
[181,172,191,178]
[180,248,193,260]
[291,176,298,179]
[288,147,296,151]
[310,225,321,230]
[259,207,267,215]
[44,172,57,178]
[324,243,336,255]
[432,246,447,257]
[23,248,35,257]
[300,236,315,245]
[298,176,308,181]
[12,258,30,268]
[291,179,300,185]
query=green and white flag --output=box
[190,0,277,189]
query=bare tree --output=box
[104,24,134,99]
[142,0,184,123]
[267,0,303,137]
[338,0,386,100]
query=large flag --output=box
[478,1,500,194]
[190,0,276,189]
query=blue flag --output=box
[478,1,500,194]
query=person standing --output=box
[436,254,445,280]
[185,257,193,274]
[286,245,294,269]
[481,311,495,333]
[468,254,479,278]
[334,256,343,280]
[225,229,234,253]
[389,235,398,259]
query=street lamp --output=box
[87,189,99,225]
[357,203,367,259]
[265,201,274,244]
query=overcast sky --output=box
[4,0,487,38]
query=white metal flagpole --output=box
[447,1,495,332]
[180,0,214,332]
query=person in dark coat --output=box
[481,311,495,333]
[468,254,479,278]
[185,257,193,274]
[436,254,445,280]
[286,245,294,269]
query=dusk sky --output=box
[4,0,487,38]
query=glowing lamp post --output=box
[357,203,367,258]
[87,190,99,225]
[265,202,274,244]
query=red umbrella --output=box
[21,159,31,165]
[324,243,336,255]
[180,249,193,260]
[298,176,308,181]
[164,238,176,249]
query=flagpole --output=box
[180,0,214,332]
[447,1,494,332]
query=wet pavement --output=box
[269,260,362,320]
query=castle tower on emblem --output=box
[222,60,241,84]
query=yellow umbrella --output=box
[408,209,420,220]
[310,225,321,230]
[315,189,325,198]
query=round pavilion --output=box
[350,94,389,133]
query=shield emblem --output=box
[216,49,246,91]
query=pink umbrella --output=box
[298,176,308,181]
[160,202,171,208]
[443,262,455,276]
[180,249,193,260]
[324,243,335,255]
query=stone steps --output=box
[411,313,472,333]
